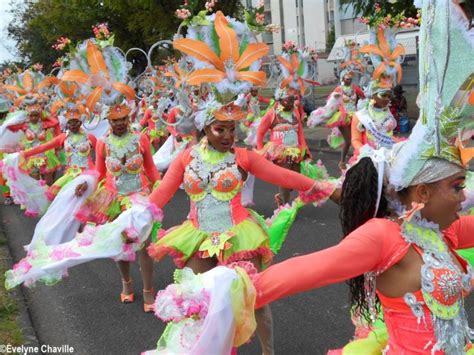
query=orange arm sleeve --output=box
[166,108,178,137]
[297,117,308,150]
[351,115,364,151]
[140,134,161,184]
[354,85,366,99]
[254,219,400,309]
[445,215,474,249]
[7,123,26,132]
[95,140,107,181]
[259,96,271,104]
[140,109,152,127]
[237,149,315,191]
[87,134,97,151]
[256,110,273,150]
[148,150,188,209]
[23,133,65,158]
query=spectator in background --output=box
[391,85,409,133]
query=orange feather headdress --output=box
[172,11,269,124]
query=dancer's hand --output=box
[75,182,88,197]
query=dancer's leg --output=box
[250,256,274,355]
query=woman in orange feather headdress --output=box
[144,9,339,354]
[3,70,62,185]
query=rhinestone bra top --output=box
[183,144,242,203]
[104,133,144,177]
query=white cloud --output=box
[0,0,18,62]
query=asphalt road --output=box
[3,149,474,355]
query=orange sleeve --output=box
[87,134,97,151]
[444,216,474,249]
[7,123,26,132]
[140,134,161,184]
[166,108,178,137]
[237,149,315,191]
[259,96,271,104]
[351,115,364,151]
[296,113,308,150]
[148,149,189,209]
[256,109,273,150]
[95,140,107,181]
[23,133,65,158]
[354,85,366,99]
[42,117,60,136]
[254,219,402,308]
[140,109,152,127]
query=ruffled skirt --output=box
[258,142,304,164]
[22,149,62,174]
[148,212,273,268]
[46,166,83,201]
[325,111,351,128]
[76,184,147,225]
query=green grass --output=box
[0,233,24,346]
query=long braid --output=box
[339,157,388,321]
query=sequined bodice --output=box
[64,132,90,168]
[23,122,46,148]
[270,122,299,146]
[340,85,357,112]
[104,133,144,195]
[401,219,473,354]
[184,144,243,233]
[183,145,242,202]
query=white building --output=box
[242,0,419,85]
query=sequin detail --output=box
[104,133,144,195]
[401,216,474,354]
[64,132,90,169]
[183,144,242,232]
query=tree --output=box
[339,0,417,18]
[7,0,244,73]
[326,26,335,54]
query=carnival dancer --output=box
[147,105,338,354]
[350,77,398,159]
[144,10,340,354]
[241,87,272,145]
[7,94,61,185]
[150,1,474,353]
[139,96,169,152]
[2,70,62,185]
[4,29,163,312]
[257,88,310,206]
[74,102,161,311]
[308,70,365,170]
[20,103,96,201]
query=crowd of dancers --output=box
[0,0,474,354]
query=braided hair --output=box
[339,157,389,321]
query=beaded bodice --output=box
[104,132,144,194]
[340,85,357,112]
[64,131,90,168]
[183,143,243,233]
[401,218,473,354]
[23,122,46,148]
[270,109,299,146]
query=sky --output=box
[0,0,18,62]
